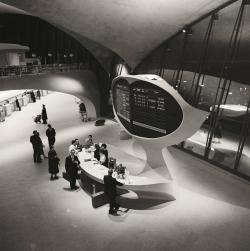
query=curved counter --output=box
[78,149,173,198]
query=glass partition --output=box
[134,0,250,180]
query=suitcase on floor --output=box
[91,191,108,208]
[34,114,41,123]
[62,172,71,182]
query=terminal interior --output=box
[0,1,250,251]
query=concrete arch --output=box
[0,70,100,119]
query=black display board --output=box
[113,79,183,138]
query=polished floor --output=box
[0,92,250,251]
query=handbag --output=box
[62,172,71,182]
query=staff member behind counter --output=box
[65,146,81,190]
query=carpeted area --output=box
[0,91,250,251]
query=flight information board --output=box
[113,80,183,138]
[115,83,130,122]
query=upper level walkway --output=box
[0,63,88,79]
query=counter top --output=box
[78,150,167,189]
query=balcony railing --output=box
[0,63,88,79]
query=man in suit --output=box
[30,130,42,163]
[46,124,56,146]
[65,148,80,190]
[104,169,123,215]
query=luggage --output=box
[34,114,41,123]
[91,191,108,208]
[95,119,105,126]
[62,172,71,182]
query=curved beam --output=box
[1,0,230,68]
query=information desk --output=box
[4,104,12,116]
[78,149,172,196]
[22,95,29,106]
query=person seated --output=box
[100,148,108,167]
[68,140,78,154]
[101,143,108,161]
[75,138,82,151]
[93,143,100,161]
[85,135,93,148]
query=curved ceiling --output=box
[0,2,27,14]
[1,0,232,69]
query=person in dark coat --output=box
[65,148,80,190]
[48,145,60,180]
[37,90,41,100]
[41,104,48,124]
[79,102,86,113]
[30,130,42,163]
[46,124,56,146]
[94,144,100,161]
[104,169,123,215]
[36,131,47,159]
[30,91,36,103]
[15,97,21,111]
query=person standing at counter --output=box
[65,147,81,190]
[46,124,56,147]
[41,104,48,124]
[15,97,21,111]
[48,145,60,180]
[104,169,123,215]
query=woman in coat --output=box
[48,145,59,180]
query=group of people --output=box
[66,136,123,215]
[65,135,94,190]
[29,90,40,103]
[30,130,47,163]
[93,143,109,167]
[30,123,59,180]
[30,116,123,215]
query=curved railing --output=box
[0,63,88,79]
